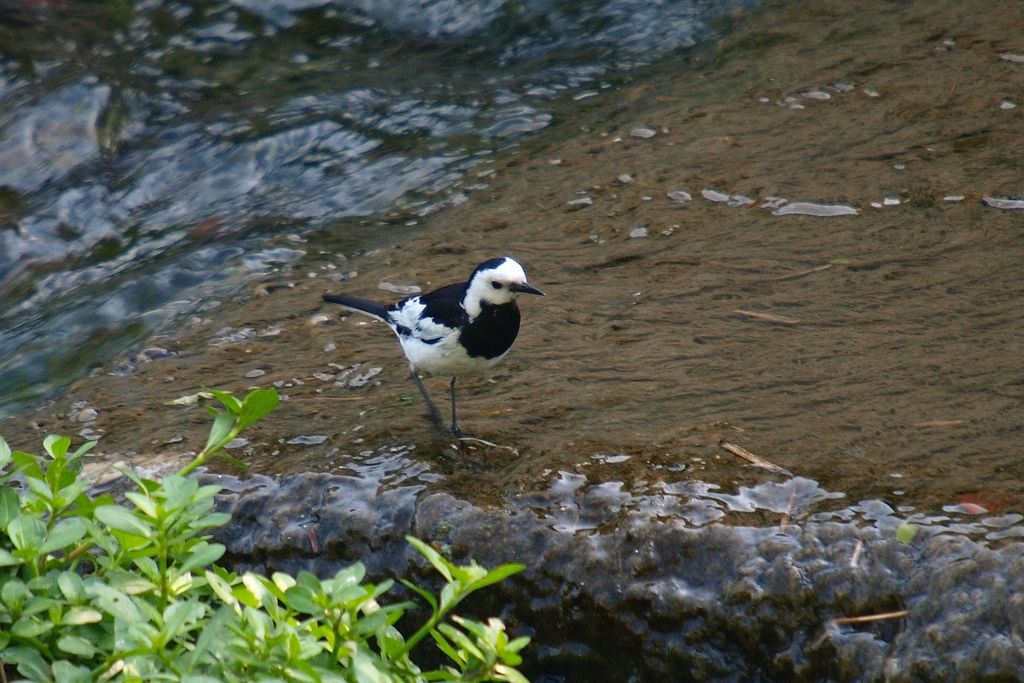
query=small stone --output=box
[323,342,336,352]
[883,197,901,206]
[630,127,656,139]
[286,435,328,446]
[616,174,634,184]
[667,190,692,204]
[548,158,562,165]
[379,281,421,295]
[1000,99,1017,110]
[245,369,266,379]
[566,196,593,210]
[224,438,249,450]
[943,195,966,202]
[313,372,335,382]
[164,434,183,444]
[1000,52,1024,63]
[864,88,880,98]
[629,226,648,239]
[801,88,831,100]
[76,408,98,423]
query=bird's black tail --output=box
[323,293,389,322]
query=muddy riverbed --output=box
[3,0,1024,679]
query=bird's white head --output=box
[463,257,544,318]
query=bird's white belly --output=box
[399,334,506,377]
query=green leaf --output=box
[124,491,159,519]
[3,645,50,682]
[431,629,464,667]
[64,606,103,625]
[2,578,28,609]
[179,542,225,573]
[57,634,98,657]
[399,579,438,612]
[12,615,54,638]
[0,548,17,566]
[204,570,238,607]
[70,440,97,459]
[44,434,72,459]
[283,585,320,615]
[40,517,89,554]
[896,521,919,545]
[86,582,143,622]
[237,388,279,430]
[468,563,526,592]
[52,660,93,683]
[7,515,47,551]
[0,435,10,468]
[204,411,235,452]
[406,536,453,582]
[95,505,153,538]
[163,600,205,639]
[0,484,19,527]
[58,571,88,602]
[209,390,243,415]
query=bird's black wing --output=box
[411,282,468,328]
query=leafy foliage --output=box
[0,389,529,682]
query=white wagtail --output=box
[323,257,544,436]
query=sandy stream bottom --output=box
[4,0,1024,519]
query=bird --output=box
[323,256,544,437]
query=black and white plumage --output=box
[323,257,544,436]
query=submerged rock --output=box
[205,464,1024,681]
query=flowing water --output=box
[0,0,752,417]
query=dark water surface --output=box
[0,0,751,416]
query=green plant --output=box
[0,389,529,682]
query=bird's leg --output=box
[408,367,444,431]
[449,377,472,438]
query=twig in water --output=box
[734,309,800,325]
[720,442,792,476]
[849,539,864,568]
[833,609,909,625]
[910,420,966,428]
[762,263,834,282]
[457,436,520,456]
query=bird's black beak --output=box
[510,282,545,296]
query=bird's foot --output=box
[450,425,474,439]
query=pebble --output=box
[379,281,421,295]
[801,88,831,100]
[164,434,183,444]
[883,197,901,206]
[286,435,328,446]
[566,196,593,209]
[313,372,335,382]
[863,88,880,98]
[701,188,731,203]
[323,342,336,352]
[76,407,98,422]
[1000,52,1024,63]
[630,127,656,138]
[667,190,692,204]
[629,226,649,239]
[1000,99,1017,110]
[983,196,1024,210]
[761,196,787,209]
[773,202,859,217]
[224,438,249,450]
[616,174,634,184]
[245,369,266,379]
[943,195,966,202]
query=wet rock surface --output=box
[204,461,1024,680]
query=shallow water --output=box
[0,0,753,417]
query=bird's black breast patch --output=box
[459,301,521,359]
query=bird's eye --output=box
[491,281,503,289]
